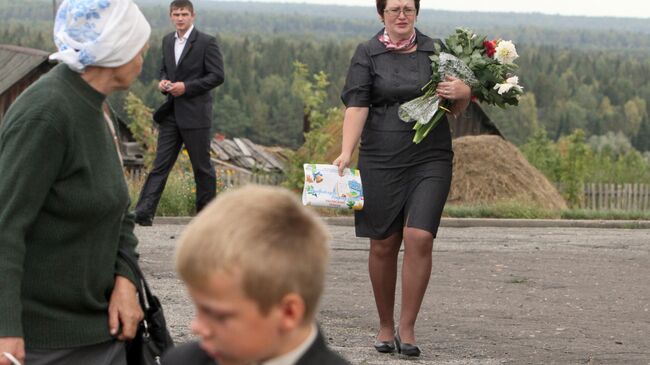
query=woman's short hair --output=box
[376,0,420,17]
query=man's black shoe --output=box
[134,213,153,227]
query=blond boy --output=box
[162,185,351,365]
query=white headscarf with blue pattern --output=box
[50,0,151,72]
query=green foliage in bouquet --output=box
[400,28,523,143]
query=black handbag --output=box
[118,249,175,365]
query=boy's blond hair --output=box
[176,185,330,321]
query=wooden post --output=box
[627,184,632,211]
[598,183,603,210]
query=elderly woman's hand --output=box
[108,276,144,341]
[0,338,24,365]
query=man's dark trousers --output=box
[135,114,215,216]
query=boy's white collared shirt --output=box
[174,24,194,65]
[256,324,318,365]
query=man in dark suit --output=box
[134,0,224,226]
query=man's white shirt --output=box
[174,25,194,65]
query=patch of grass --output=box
[127,169,196,217]
[443,201,560,219]
[561,209,650,221]
[444,202,650,221]
[309,206,355,217]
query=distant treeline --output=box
[1,1,650,153]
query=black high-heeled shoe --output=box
[373,339,396,353]
[395,327,421,357]
[373,338,396,353]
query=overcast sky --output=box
[226,0,650,19]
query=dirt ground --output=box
[135,224,650,365]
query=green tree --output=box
[521,127,560,182]
[622,97,647,136]
[125,92,158,168]
[557,129,589,207]
[284,63,343,191]
[487,92,539,145]
[632,116,650,152]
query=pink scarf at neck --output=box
[378,28,417,51]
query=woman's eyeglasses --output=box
[384,7,417,18]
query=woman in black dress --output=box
[333,0,471,357]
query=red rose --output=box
[483,39,497,58]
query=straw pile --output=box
[449,135,566,210]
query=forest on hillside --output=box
[2,1,650,165]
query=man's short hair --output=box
[176,185,330,321]
[170,0,194,14]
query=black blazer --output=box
[154,28,225,129]
[161,329,351,365]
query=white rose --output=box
[494,76,523,95]
[494,40,519,64]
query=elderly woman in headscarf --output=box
[0,1,151,364]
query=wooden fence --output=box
[580,183,650,211]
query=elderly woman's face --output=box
[382,0,417,40]
[114,44,149,90]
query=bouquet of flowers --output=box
[399,28,523,144]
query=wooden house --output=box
[0,44,54,125]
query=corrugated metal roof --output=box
[0,44,51,95]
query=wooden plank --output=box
[235,138,272,171]
[212,158,252,174]
[640,184,644,211]
[210,141,230,160]
[233,138,253,157]
[221,139,242,157]
[627,184,632,211]
[232,156,255,169]
[242,138,285,171]
[258,147,287,171]
[239,139,269,167]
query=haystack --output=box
[450,135,566,210]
